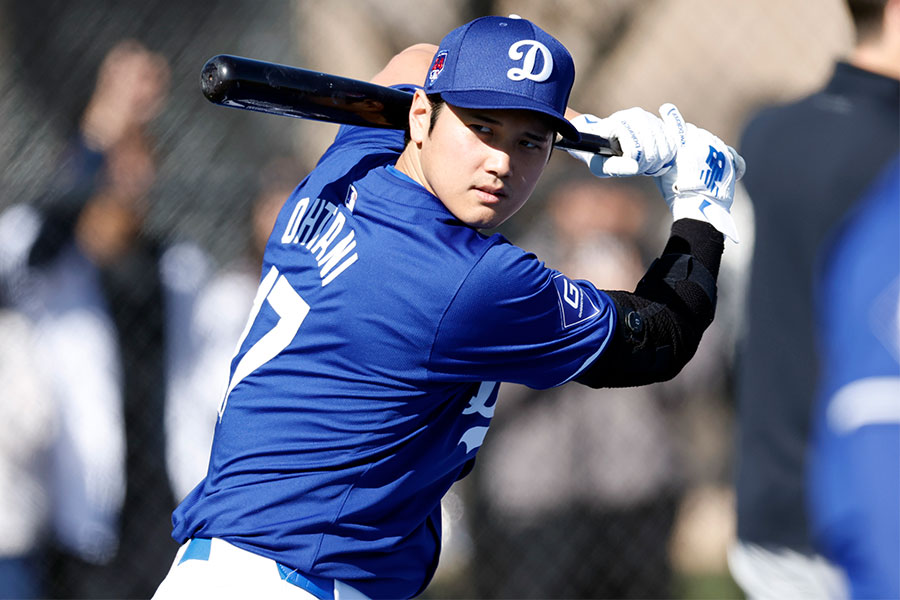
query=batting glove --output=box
[655,103,746,243]
[566,108,676,177]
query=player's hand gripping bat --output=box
[200,54,622,156]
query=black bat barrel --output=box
[201,54,413,129]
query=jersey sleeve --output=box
[429,241,617,389]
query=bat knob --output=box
[201,55,236,103]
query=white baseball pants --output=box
[152,538,370,600]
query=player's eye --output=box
[470,124,492,136]
[520,136,550,152]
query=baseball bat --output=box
[200,54,622,156]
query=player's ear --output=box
[408,89,432,146]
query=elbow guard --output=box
[577,219,722,388]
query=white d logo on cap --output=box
[507,40,553,82]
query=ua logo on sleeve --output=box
[507,40,553,82]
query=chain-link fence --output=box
[0,1,853,598]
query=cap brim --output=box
[441,90,581,142]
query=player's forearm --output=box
[576,218,723,388]
[370,43,439,87]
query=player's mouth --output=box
[473,185,506,204]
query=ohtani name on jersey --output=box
[280,194,358,286]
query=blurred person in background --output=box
[468,177,682,599]
[166,159,293,502]
[807,155,899,600]
[0,281,56,598]
[730,0,900,597]
[469,177,736,599]
[0,40,211,598]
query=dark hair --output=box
[846,0,888,43]
[403,93,444,145]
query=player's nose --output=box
[484,146,512,178]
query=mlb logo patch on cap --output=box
[428,52,447,84]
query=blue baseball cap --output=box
[424,15,580,141]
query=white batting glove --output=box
[566,109,676,177]
[655,103,746,243]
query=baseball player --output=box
[808,155,900,599]
[153,15,743,600]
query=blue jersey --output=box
[808,156,900,599]
[172,97,616,598]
